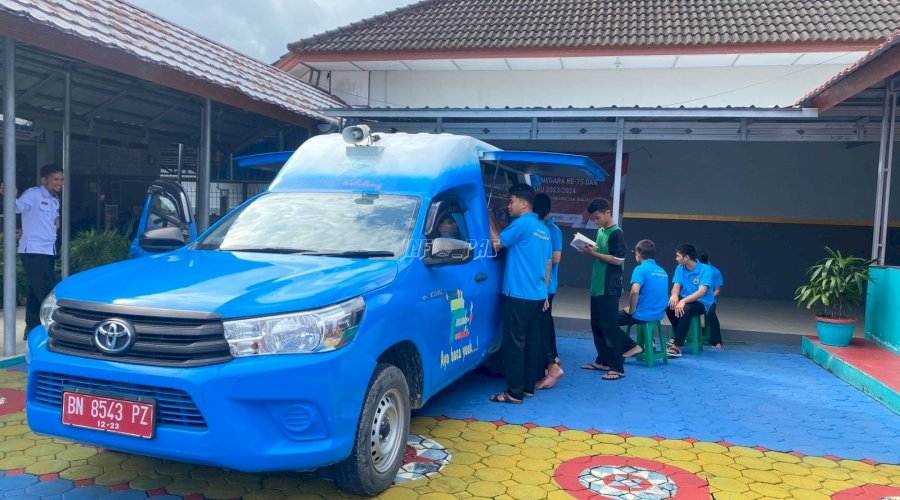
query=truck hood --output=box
[54,250,399,318]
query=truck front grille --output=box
[32,371,207,429]
[47,301,232,367]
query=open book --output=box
[570,232,595,250]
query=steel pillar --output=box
[197,98,211,232]
[3,39,15,356]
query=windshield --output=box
[196,192,420,257]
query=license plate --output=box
[62,392,156,439]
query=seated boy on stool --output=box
[619,239,670,356]
[665,243,715,357]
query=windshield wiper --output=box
[223,247,313,254]
[303,250,396,258]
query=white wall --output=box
[327,64,851,108]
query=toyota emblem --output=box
[93,319,136,355]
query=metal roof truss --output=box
[360,118,899,142]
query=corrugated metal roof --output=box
[0,0,345,123]
[325,105,817,119]
[287,0,899,55]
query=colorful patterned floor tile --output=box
[1,334,898,499]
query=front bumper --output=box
[26,329,375,471]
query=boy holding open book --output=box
[576,198,629,380]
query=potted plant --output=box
[795,247,874,346]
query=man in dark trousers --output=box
[534,193,564,390]
[666,243,715,357]
[578,197,629,381]
[488,183,551,404]
[697,250,723,348]
[2,164,63,340]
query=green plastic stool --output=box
[683,316,704,355]
[626,321,669,368]
[700,314,711,345]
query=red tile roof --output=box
[0,0,345,123]
[287,0,899,56]
[795,29,900,107]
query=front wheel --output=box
[334,363,410,496]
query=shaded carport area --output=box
[0,0,345,355]
[324,37,900,305]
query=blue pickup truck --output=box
[26,126,604,495]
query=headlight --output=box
[223,296,365,357]
[40,290,58,329]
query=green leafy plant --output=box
[795,247,875,320]
[69,229,130,274]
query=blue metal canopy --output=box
[234,151,294,171]
[480,150,608,180]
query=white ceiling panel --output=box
[506,58,563,70]
[403,59,459,70]
[353,60,410,70]
[561,56,619,69]
[307,62,361,71]
[453,58,510,70]
[675,54,741,67]
[618,55,679,68]
[733,53,805,66]
[561,55,677,69]
[793,51,868,65]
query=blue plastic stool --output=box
[626,320,669,368]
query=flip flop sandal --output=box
[524,392,534,398]
[602,372,625,381]
[580,362,611,371]
[489,392,523,404]
[666,346,682,358]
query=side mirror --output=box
[139,226,186,253]
[424,238,473,266]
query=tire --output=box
[334,363,410,496]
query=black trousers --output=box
[21,253,57,337]
[539,293,558,364]
[616,311,641,352]
[666,302,706,347]
[501,296,545,400]
[706,303,722,345]
[590,294,626,373]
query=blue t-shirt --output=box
[673,262,716,312]
[499,212,551,300]
[630,259,669,321]
[708,263,724,290]
[544,217,563,294]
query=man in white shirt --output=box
[2,164,64,339]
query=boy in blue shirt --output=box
[697,251,723,348]
[488,184,552,403]
[533,193,564,390]
[666,243,716,357]
[618,240,670,357]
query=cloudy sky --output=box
[128,0,416,63]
